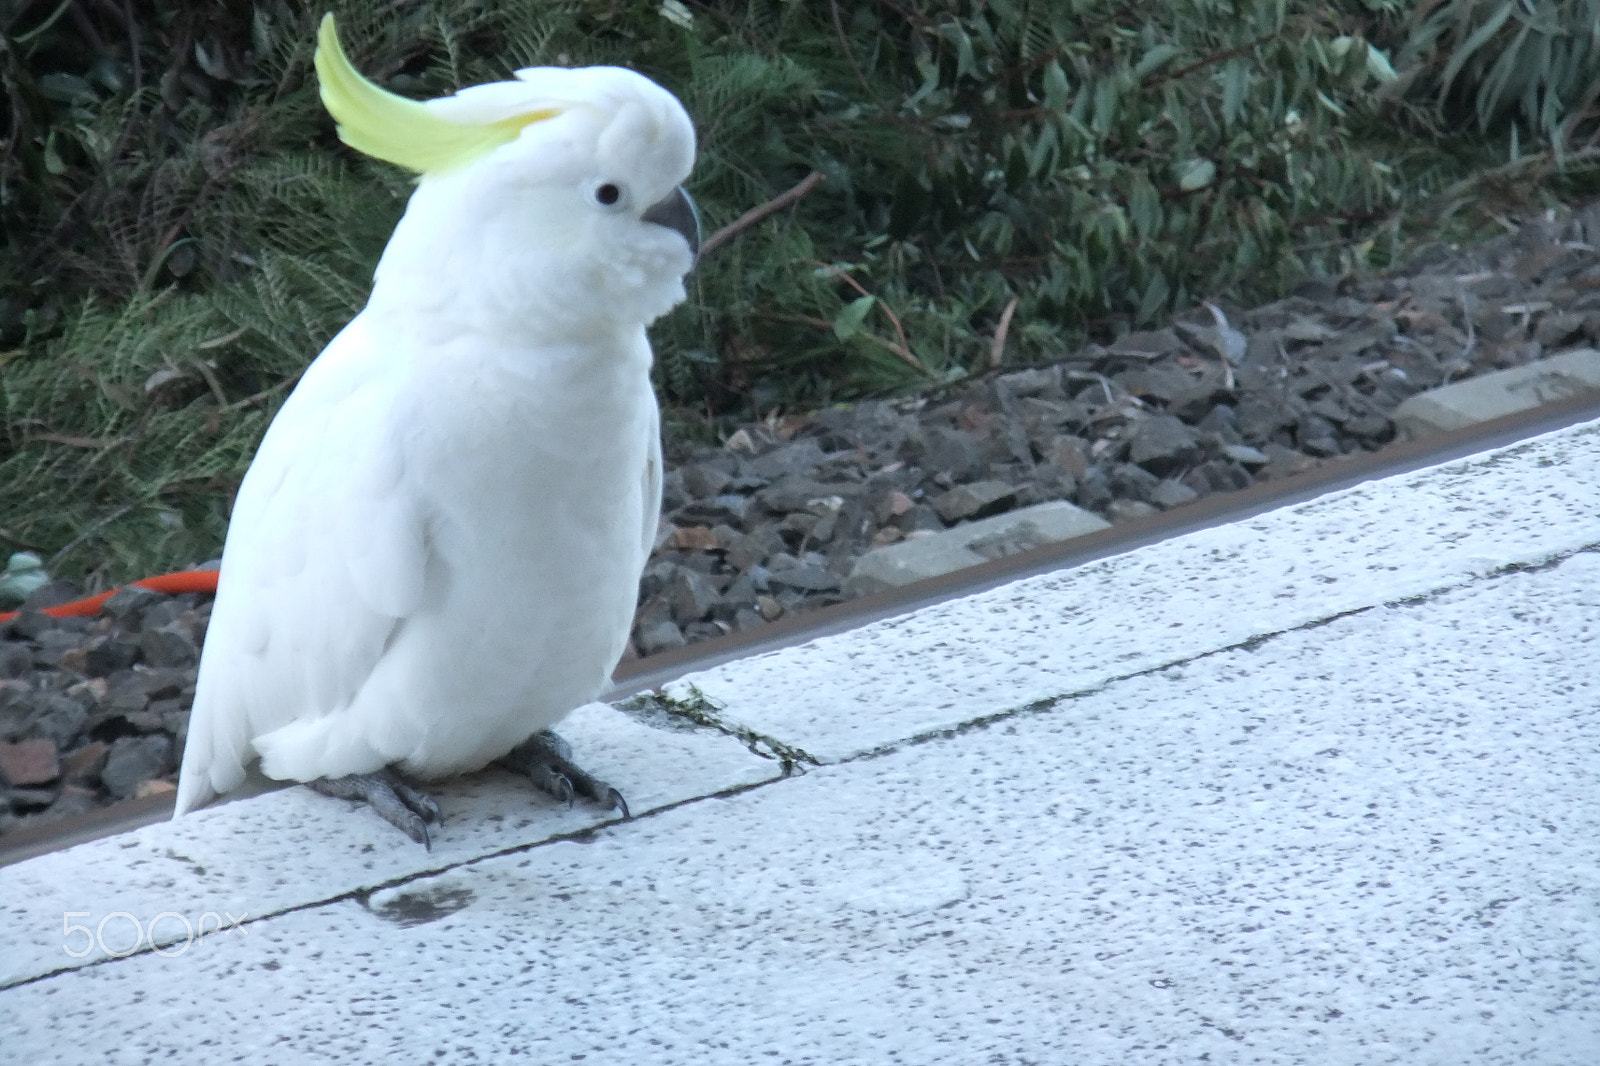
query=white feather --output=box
[174,66,692,817]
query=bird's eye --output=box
[594,183,622,206]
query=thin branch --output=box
[0,528,50,553]
[48,504,134,571]
[802,258,915,366]
[756,311,931,377]
[700,171,825,259]
[222,373,301,414]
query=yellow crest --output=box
[314,14,558,174]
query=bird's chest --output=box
[401,350,656,562]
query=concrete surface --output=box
[845,499,1111,595]
[2,418,1598,1065]
[1394,346,1600,437]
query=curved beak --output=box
[641,186,700,261]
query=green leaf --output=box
[35,72,95,103]
[1135,43,1181,80]
[941,21,979,81]
[1222,60,1249,127]
[1042,60,1071,111]
[42,132,66,175]
[1129,178,1161,239]
[1365,45,1397,84]
[1092,78,1120,135]
[1438,1,1516,99]
[1175,158,1216,191]
[1136,271,1170,325]
[833,296,877,341]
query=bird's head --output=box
[315,14,699,338]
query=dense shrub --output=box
[1,0,1596,581]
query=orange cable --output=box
[0,569,220,626]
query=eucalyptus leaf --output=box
[833,296,877,341]
[1176,158,1216,191]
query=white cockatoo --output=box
[173,15,698,845]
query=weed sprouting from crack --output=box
[614,685,816,773]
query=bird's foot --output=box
[498,730,630,819]
[307,768,442,849]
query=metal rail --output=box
[5,391,1598,867]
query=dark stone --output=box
[659,469,690,512]
[1076,466,1114,511]
[732,608,767,631]
[1018,465,1077,506]
[1296,414,1342,456]
[717,572,761,614]
[767,565,842,592]
[776,512,818,547]
[1308,397,1349,424]
[1109,464,1160,502]
[1198,459,1255,492]
[1106,328,1184,360]
[809,508,839,545]
[746,439,826,480]
[728,528,784,572]
[101,585,168,623]
[0,644,31,679]
[997,366,1064,398]
[60,740,109,783]
[635,620,686,656]
[918,426,988,481]
[1234,398,1296,442]
[1107,499,1160,522]
[47,784,100,818]
[1343,413,1393,441]
[992,421,1035,466]
[1127,415,1201,476]
[0,683,31,741]
[1221,444,1269,467]
[637,560,681,605]
[1115,365,1199,404]
[0,737,59,786]
[758,476,860,514]
[680,463,733,498]
[683,621,728,642]
[1169,379,1234,423]
[100,734,174,799]
[83,635,140,677]
[1044,435,1090,477]
[667,569,722,626]
[932,480,1018,523]
[1196,404,1240,438]
[139,624,199,668]
[896,504,945,533]
[21,580,81,612]
[1013,397,1078,451]
[30,629,81,669]
[139,601,185,630]
[1150,479,1200,509]
[725,474,769,493]
[102,672,160,715]
[673,494,752,527]
[8,787,57,811]
[27,694,88,748]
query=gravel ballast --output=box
[5,204,1600,833]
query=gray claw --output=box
[498,730,630,819]
[308,769,442,849]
